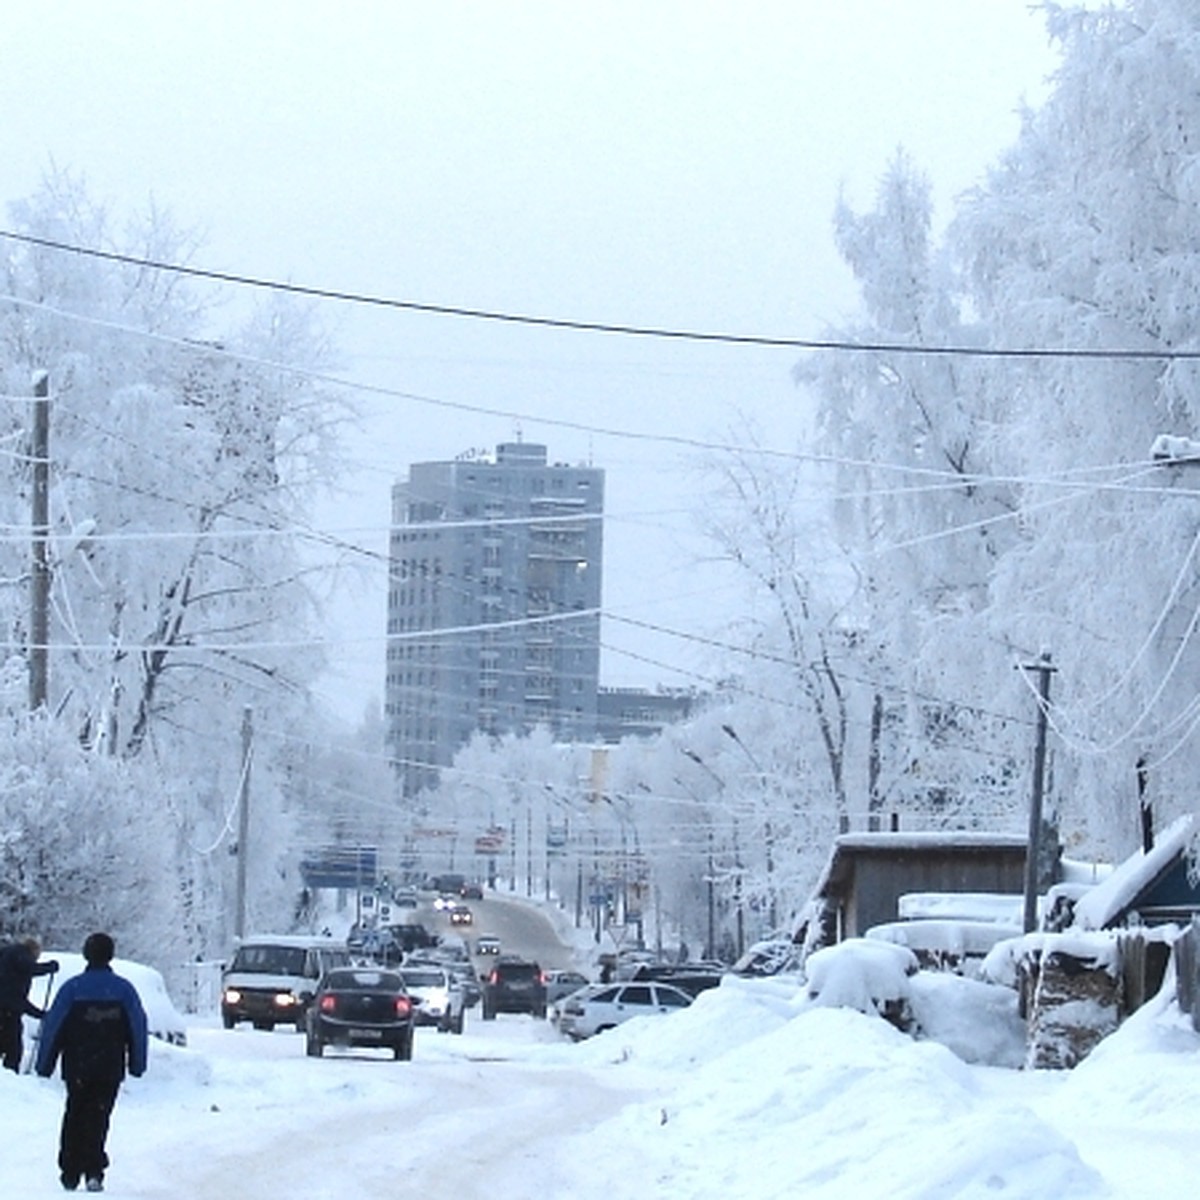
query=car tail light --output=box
[488,969,499,984]
[395,996,412,1018]
[318,995,337,1014]
[538,970,547,985]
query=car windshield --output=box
[230,946,307,975]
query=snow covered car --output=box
[399,962,466,1033]
[556,980,692,1041]
[305,967,415,1060]
[35,952,189,1047]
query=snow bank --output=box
[567,1007,1105,1199]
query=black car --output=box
[482,956,547,1019]
[305,967,415,1060]
[630,963,726,998]
[387,923,439,953]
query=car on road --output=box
[304,967,414,1060]
[221,935,351,1031]
[460,880,484,900]
[387,923,439,954]
[481,956,547,1019]
[475,935,502,957]
[544,968,591,1007]
[399,962,466,1033]
[444,960,482,1008]
[555,980,693,1041]
[447,902,474,926]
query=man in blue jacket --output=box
[0,936,59,1071]
[36,932,148,1193]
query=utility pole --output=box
[1020,654,1055,934]
[706,827,715,961]
[29,372,50,712]
[234,706,254,939]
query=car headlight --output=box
[273,993,299,1008]
[222,988,242,1004]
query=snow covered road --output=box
[7,973,1199,1198]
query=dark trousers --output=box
[0,1007,23,1071]
[58,1077,121,1183]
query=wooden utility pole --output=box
[234,706,254,939]
[29,372,50,712]
[1021,654,1056,933]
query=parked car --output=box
[475,935,502,957]
[221,935,350,1031]
[730,937,801,977]
[393,889,420,909]
[544,968,591,1007]
[35,952,189,1048]
[481,957,547,1019]
[399,962,466,1033]
[304,967,414,1060]
[556,980,693,1041]
[630,963,726,998]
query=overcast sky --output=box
[0,2,1060,720]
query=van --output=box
[220,935,350,1031]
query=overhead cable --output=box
[2,228,1198,361]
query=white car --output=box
[556,980,692,1040]
[399,963,465,1034]
[32,952,189,1047]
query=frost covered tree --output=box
[948,0,1200,852]
[795,0,1200,856]
[0,172,350,954]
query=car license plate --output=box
[350,1027,383,1039]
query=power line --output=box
[3,227,1199,362]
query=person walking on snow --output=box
[0,936,59,1071]
[36,932,148,1193]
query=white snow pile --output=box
[546,980,1104,1198]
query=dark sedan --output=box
[305,967,415,1060]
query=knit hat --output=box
[82,932,115,966]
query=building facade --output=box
[386,442,604,796]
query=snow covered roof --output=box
[1072,815,1196,931]
[834,831,1027,852]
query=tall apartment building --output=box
[386,442,604,797]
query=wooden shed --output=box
[806,831,1029,945]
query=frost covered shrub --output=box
[0,693,185,966]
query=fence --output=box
[1173,918,1200,1032]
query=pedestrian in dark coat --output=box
[0,936,60,1071]
[36,932,148,1193]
